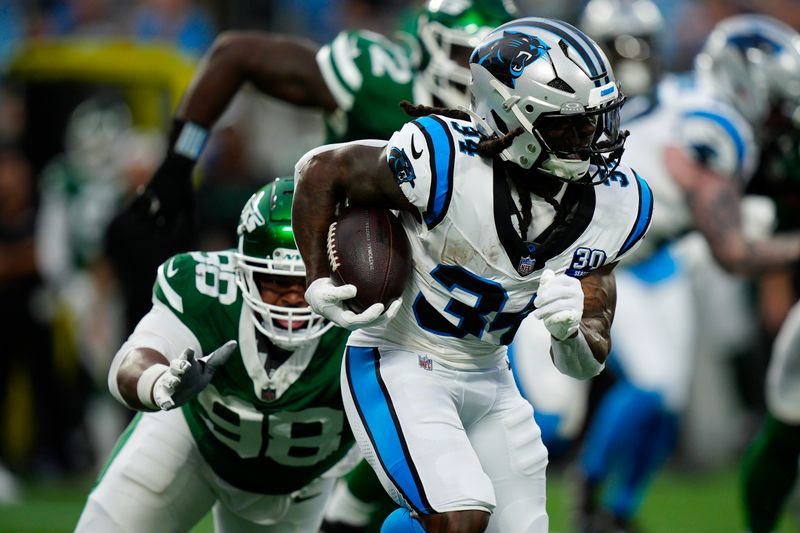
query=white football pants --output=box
[341,345,549,533]
[74,407,336,533]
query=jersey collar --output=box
[492,159,597,276]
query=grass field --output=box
[0,464,796,533]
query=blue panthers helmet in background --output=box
[468,17,627,183]
[695,14,800,133]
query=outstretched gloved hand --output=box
[152,340,237,410]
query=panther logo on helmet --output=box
[388,146,416,188]
[471,31,550,88]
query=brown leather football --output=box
[327,206,411,314]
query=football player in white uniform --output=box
[293,17,652,533]
[508,0,666,461]
[572,15,800,533]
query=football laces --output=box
[326,221,341,271]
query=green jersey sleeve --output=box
[153,251,240,354]
[316,29,416,141]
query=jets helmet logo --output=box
[238,190,266,233]
[471,31,550,88]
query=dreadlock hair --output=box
[399,100,523,159]
[399,100,540,240]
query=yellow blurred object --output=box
[2,364,33,463]
[6,38,197,129]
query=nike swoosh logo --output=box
[166,259,178,278]
[293,492,322,503]
[410,135,423,159]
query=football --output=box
[327,206,412,314]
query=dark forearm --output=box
[293,143,416,284]
[293,151,346,283]
[687,177,800,275]
[578,265,617,363]
[116,348,169,411]
[177,32,336,127]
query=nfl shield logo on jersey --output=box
[518,256,536,276]
[418,355,433,371]
[261,388,276,401]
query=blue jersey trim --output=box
[344,347,433,515]
[619,170,654,256]
[683,110,746,173]
[626,244,679,284]
[413,116,454,229]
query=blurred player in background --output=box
[580,0,663,99]
[573,14,800,533]
[122,1,518,529]
[508,0,665,462]
[129,0,517,229]
[75,178,360,532]
[293,16,651,532]
[742,300,800,533]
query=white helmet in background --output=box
[695,15,800,131]
[579,0,664,97]
[468,17,628,183]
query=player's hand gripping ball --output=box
[326,206,411,313]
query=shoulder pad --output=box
[594,166,654,263]
[388,115,486,229]
[154,251,238,316]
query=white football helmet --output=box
[695,15,800,131]
[468,17,627,183]
[234,178,333,350]
[579,0,664,96]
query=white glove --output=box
[305,277,402,331]
[152,340,237,410]
[532,269,583,341]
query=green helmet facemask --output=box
[234,177,333,349]
[416,0,518,107]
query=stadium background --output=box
[0,0,797,531]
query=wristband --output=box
[170,119,209,161]
[137,364,169,410]
[551,331,604,379]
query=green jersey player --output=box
[76,178,359,532]
[128,0,518,229]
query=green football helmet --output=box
[234,177,333,349]
[416,0,518,107]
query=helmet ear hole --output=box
[525,104,535,113]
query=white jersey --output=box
[349,114,653,368]
[619,74,758,260]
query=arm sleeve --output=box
[107,302,202,406]
[387,116,456,228]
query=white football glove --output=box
[153,340,237,410]
[532,269,584,341]
[305,277,402,331]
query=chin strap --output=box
[540,155,591,181]
[458,106,496,137]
